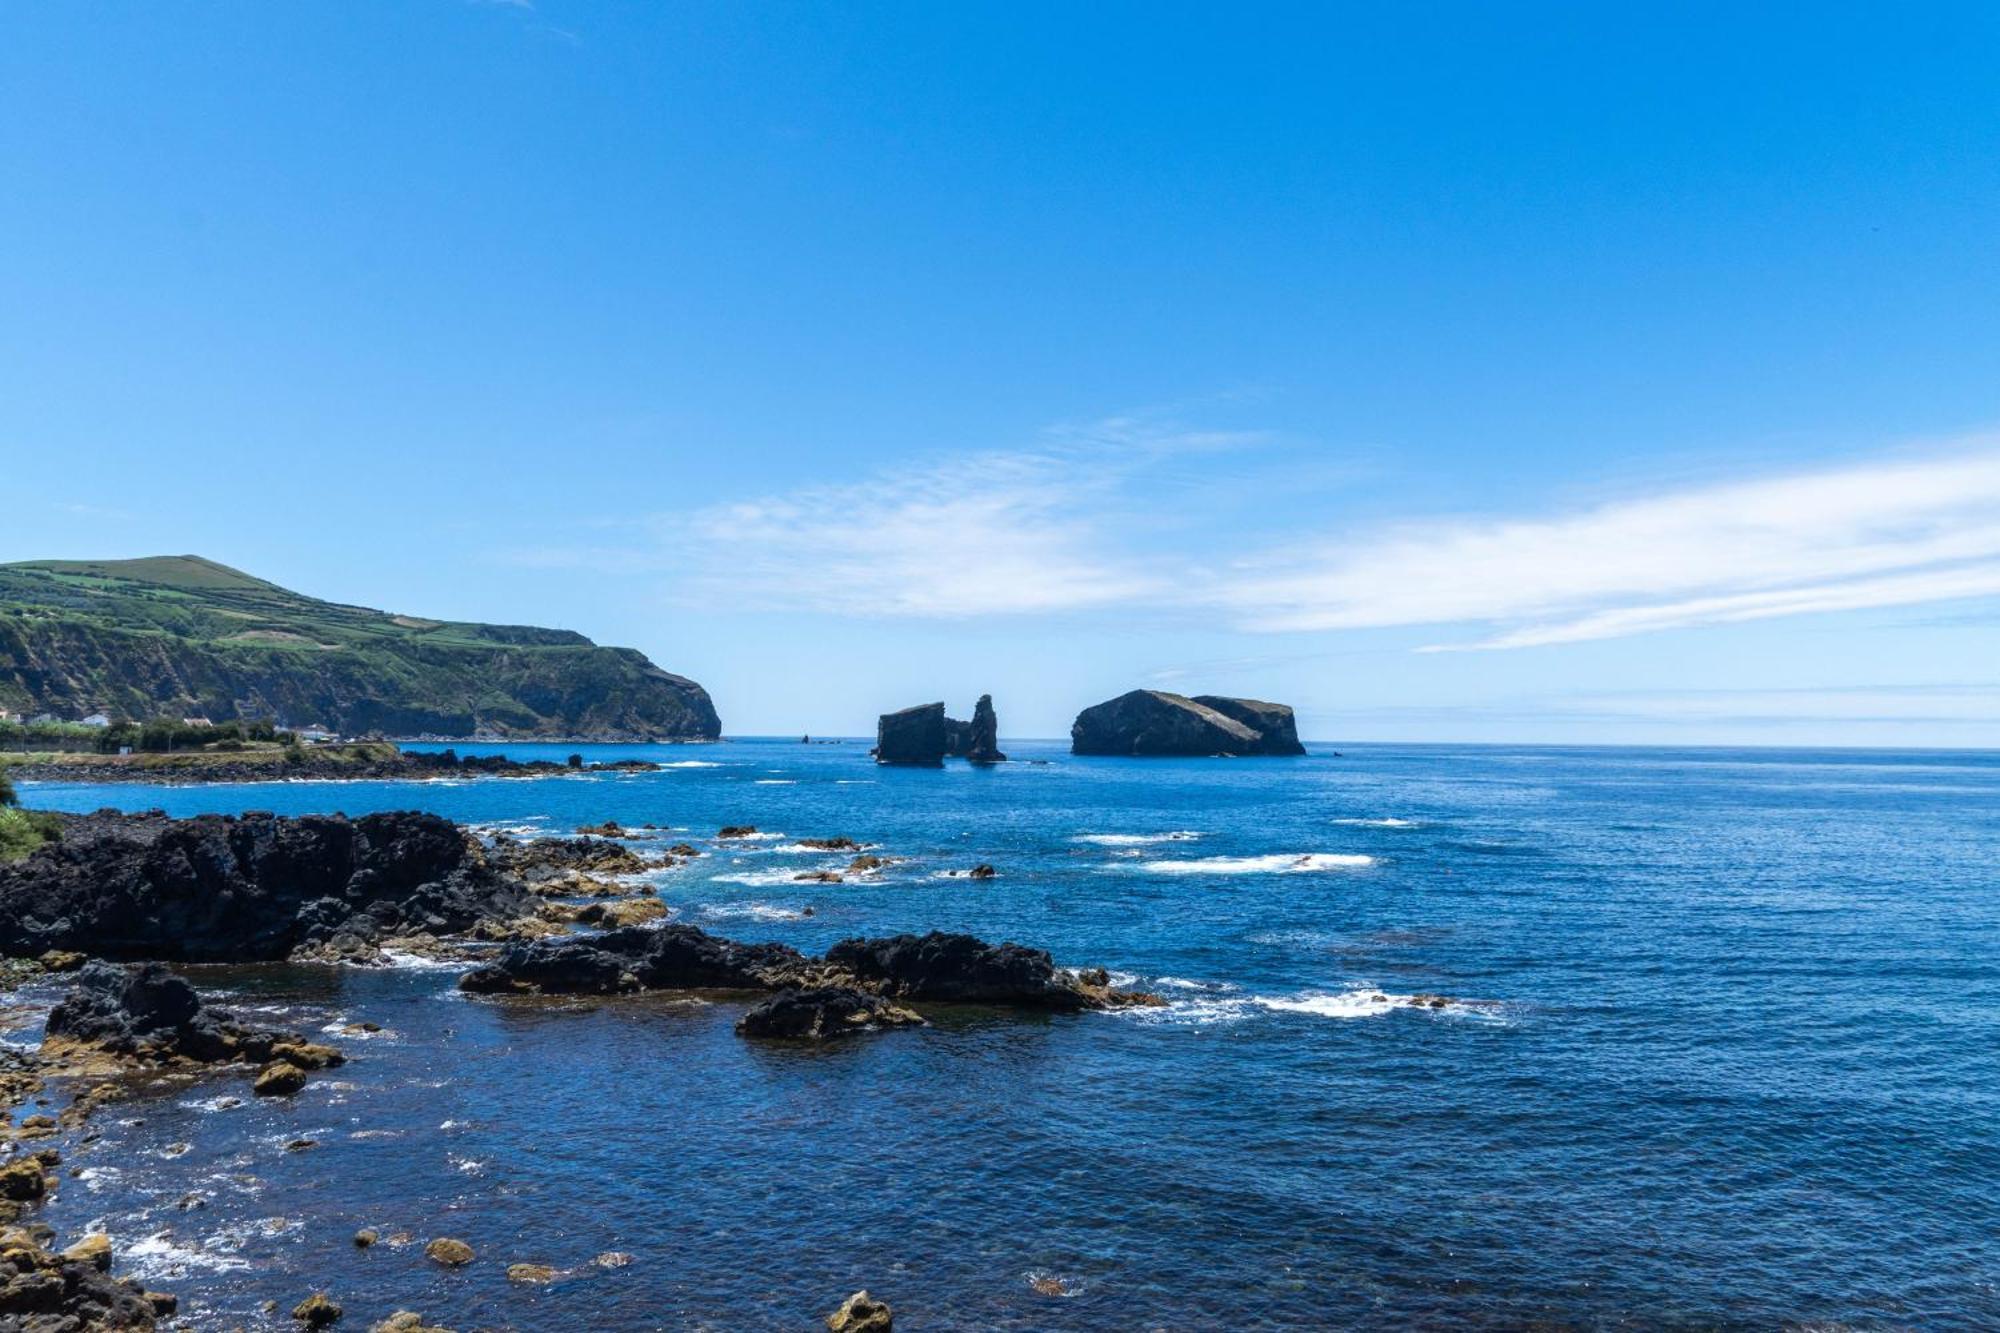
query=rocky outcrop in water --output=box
[460,924,1158,1013]
[877,695,1006,765]
[735,987,926,1040]
[826,1290,893,1332]
[949,694,1006,763]
[1070,690,1306,757]
[0,1223,173,1330]
[825,932,1102,1010]
[459,925,811,996]
[874,703,948,766]
[0,810,532,963]
[42,961,344,1076]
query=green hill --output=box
[0,556,720,740]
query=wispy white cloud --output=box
[1218,443,2000,649]
[496,422,2000,649]
[506,416,1259,618]
[675,448,1161,617]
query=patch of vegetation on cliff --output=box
[0,555,720,740]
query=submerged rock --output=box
[0,810,532,963]
[370,1314,454,1333]
[736,987,926,1040]
[1070,690,1305,757]
[826,1290,893,1332]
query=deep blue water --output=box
[14,740,2000,1329]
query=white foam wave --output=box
[711,868,836,888]
[178,1095,244,1114]
[1332,817,1418,828]
[1073,831,1203,846]
[697,902,808,922]
[124,1231,254,1276]
[1255,989,1404,1019]
[378,950,468,972]
[661,760,723,768]
[716,831,784,841]
[753,779,797,785]
[1136,852,1376,874]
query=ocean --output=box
[14,739,2000,1329]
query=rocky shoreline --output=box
[4,747,666,788]
[0,806,1161,1326]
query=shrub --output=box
[0,807,59,862]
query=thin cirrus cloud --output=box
[1218,443,2000,650]
[509,430,2000,651]
[669,446,1166,617]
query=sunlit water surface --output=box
[16,740,2000,1329]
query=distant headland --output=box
[0,555,719,742]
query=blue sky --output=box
[4,3,2000,743]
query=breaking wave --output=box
[1135,853,1376,874]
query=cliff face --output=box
[0,556,720,740]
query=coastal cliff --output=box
[0,556,719,740]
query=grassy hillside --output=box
[0,556,719,740]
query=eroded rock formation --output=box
[1070,690,1306,757]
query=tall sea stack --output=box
[875,695,1007,765]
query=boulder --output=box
[827,1290,893,1332]
[735,987,926,1040]
[424,1237,474,1267]
[252,1062,308,1097]
[1070,689,1304,757]
[874,704,947,766]
[293,1292,343,1326]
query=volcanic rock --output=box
[823,932,1097,1009]
[827,1290,893,1332]
[0,1224,164,1329]
[874,703,948,766]
[0,811,531,963]
[1070,690,1305,757]
[43,962,345,1078]
[1189,695,1306,755]
[425,1237,474,1267]
[958,693,1006,763]
[293,1291,342,1326]
[460,925,809,996]
[735,987,926,1040]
